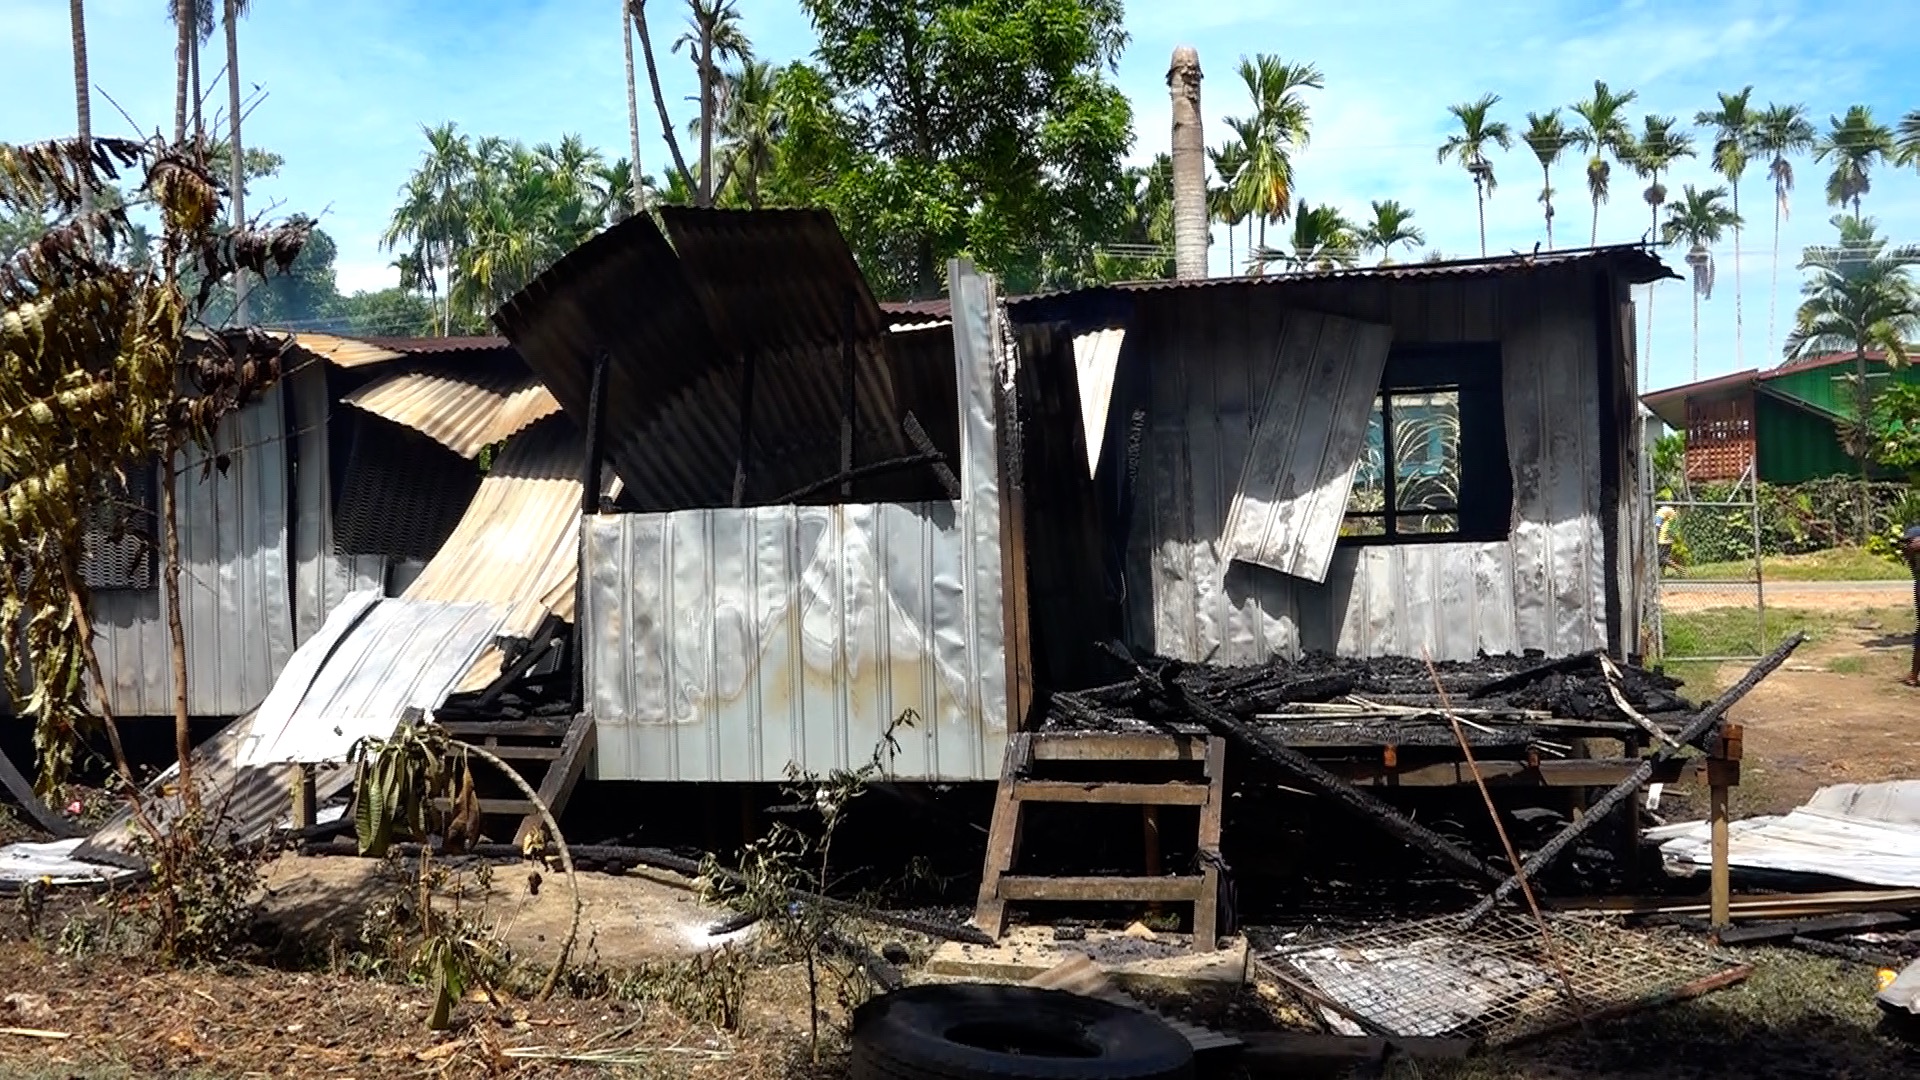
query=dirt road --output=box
[1661,578,1914,613]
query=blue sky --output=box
[4,0,1919,393]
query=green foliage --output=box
[1652,432,1687,498]
[115,807,269,965]
[788,0,1135,297]
[1665,478,1912,564]
[1867,383,1920,480]
[350,722,474,857]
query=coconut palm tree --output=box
[1208,140,1248,272]
[1436,94,1512,257]
[1628,115,1693,365]
[1360,200,1424,264]
[1899,109,1920,171]
[1814,106,1894,220]
[167,0,198,142]
[1523,110,1585,249]
[70,1,92,221]
[1253,200,1357,272]
[715,59,784,208]
[1661,185,1741,380]
[382,123,473,334]
[1753,102,1816,358]
[673,0,751,207]
[621,0,645,214]
[1696,88,1757,367]
[1570,80,1637,246]
[631,0,694,197]
[1227,55,1322,259]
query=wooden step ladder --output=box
[973,731,1228,950]
[437,715,597,846]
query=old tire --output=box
[850,984,1195,1080]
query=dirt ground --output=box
[1661,579,1914,614]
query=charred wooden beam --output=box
[1464,632,1804,922]
[774,450,950,504]
[0,747,81,839]
[903,411,963,499]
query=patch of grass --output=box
[1827,655,1870,674]
[1679,546,1910,582]
[1660,605,1912,663]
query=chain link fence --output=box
[1651,472,1768,663]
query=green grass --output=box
[1827,655,1870,674]
[1659,605,1911,664]
[1680,546,1910,582]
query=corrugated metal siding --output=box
[585,262,1011,782]
[1755,392,1855,483]
[1128,268,1609,663]
[87,386,297,716]
[342,369,559,459]
[1220,312,1394,583]
[1764,359,1920,419]
[287,362,388,646]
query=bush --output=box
[1668,478,1911,561]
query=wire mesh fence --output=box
[1652,474,1768,662]
[1256,911,1747,1048]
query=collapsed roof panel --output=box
[343,367,561,459]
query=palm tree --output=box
[168,0,195,142]
[1253,199,1357,272]
[1753,102,1816,358]
[1696,88,1756,367]
[1523,110,1585,249]
[715,59,784,207]
[1208,140,1248,272]
[1786,216,1920,531]
[70,1,92,221]
[382,123,473,335]
[621,0,645,214]
[1570,80,1637,246]
[1437,94,1513,257]
[223,0,252,323]
[1813,105,1894,220]
[673,0,751,207]
[1227,55,1322,261]
[1360,200,1424,264]
[1661,185,1741,380]
[1899,109,1920,171]
[1628,115,1693,365]
[631,0,694,197]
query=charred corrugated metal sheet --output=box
[496,211,934,510]
[343,368,560,459]
[583,262,1012,782]
[1220,312,1393,583]
[1124,265,1611,663]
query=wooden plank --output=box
[1331,757,1709,788]
[438,719,571,738]
[996,875,1206,903]
[1715,912,1907,945]
[972,733,1031,939]
[1234,1031,1477,1071]
[1557,888,1920,918]
[1710,780,1731,931]
[1011,780,1211,806]
[483,745,564,762]
[1194,737,1227,951]
[514,714,597,847]
[1029,733,1207,762]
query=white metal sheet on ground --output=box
[239,597,509,765]
[1653,781,1920,888]
[1219,311,1392,585]
[0,838,139,886]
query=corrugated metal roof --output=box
[497,209,930,509]
[342,368,561,458]
[279,332,519,370]
[361,334,511,354]
[881,245,1678,324]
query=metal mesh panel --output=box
[1257,911,1744,1048]
[78,463,156,591]
[333,419,480,562]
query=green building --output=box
[1641,352,1920,484]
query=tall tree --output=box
[1753,102,1815,359]
[169,0,194,142]
[1696,87,1756,367]
[632,0,695,196]
[1437,93,1512,257]
[674,0,751,207]
[70,1,92,221]
[1813,105,1894,220]
[1254,199,1357,272]
[381,123,473,334]
[1628,114,1693,365]
[1661,185,1740,381]
[1359,199,1423,264]
[1208,140,1247,272]
[1523,109,1584,249]
[1225,55,1321,259]
[1168,45,1206,280]
[1570,80,1637,246]
[622,0,646,213]
[792,0,1134,298]
[1899,109,1920,172]
[223,0,252,323]
[714,60,785,207]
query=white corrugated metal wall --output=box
[583,262,1013,782]
[1126,268,1612,662]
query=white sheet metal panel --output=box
[1072,327,1125,474]
[585,261,1010,783]
[236,589,381,766]
[1652,781,1920,888]
[1220,311,1392,584]
[86,386,297,716]
[242,598,509,765]
[1130,268,1610,662]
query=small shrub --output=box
[113,807,268,965]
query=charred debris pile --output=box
[1047,649,1692,752]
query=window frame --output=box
[1339,343,1511,547]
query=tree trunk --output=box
[1167,46,1206,280]
[1691,287,1701,383]
[1769,195,1783,359]
[1856,347,1871,544]
[1731,178,1743,369]
[622,0,645,214]
[1647,280,1657,377]
[70,0,91,221]
[225,0,247,325]
[190,28,202,140]
[159,450,196,811]
[1591,194,1600,247]
[1475,180,1487,256]
[1542,166,1553,250]
[633,1,694,197]
[173,5,191,144]
[1226,220,1234,274]
[698,27,713,206]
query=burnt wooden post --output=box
[840,288,857,499]
[731,348,757,507]
[290,763,316,830]
[573,350,611,712]
[1709,722,1743,932]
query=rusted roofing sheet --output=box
[282,332,518,370]
[342,368,560,459]
[288,331,408,368]
[496,209,920,508]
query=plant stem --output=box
[454,739,580,1000]
[159,450,197,814]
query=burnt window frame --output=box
[1340,343,1511,546]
